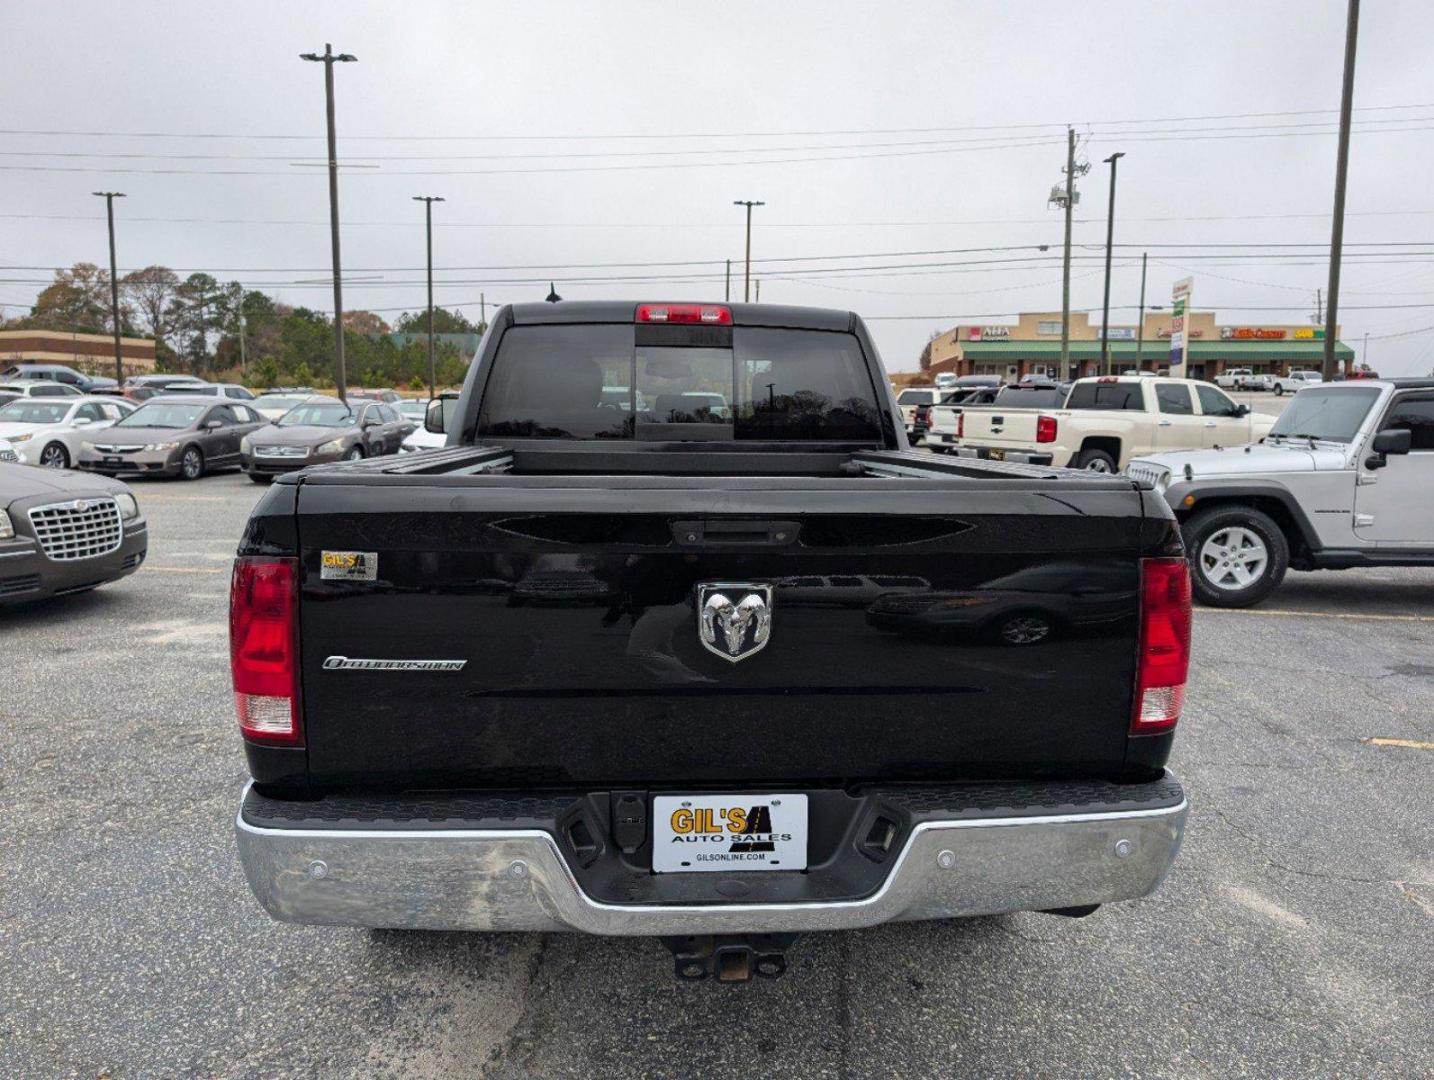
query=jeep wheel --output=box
[1073,448,1117,473]
[1183,505,1289,608]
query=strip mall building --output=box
[924,311,1354,382]
[0,329,156,378]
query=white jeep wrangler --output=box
[1127,379,1434,606]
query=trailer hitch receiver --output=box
[662,934,798,983]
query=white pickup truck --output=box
[951,376,1279,472]
[926,381,1064,453]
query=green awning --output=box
[958,339,1354,361]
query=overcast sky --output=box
[3,0,1433,374]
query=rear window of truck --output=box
[477,324,883,441]
[991,385,1067,408]
[1065,382,1145,410]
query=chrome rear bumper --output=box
[236,786,1187,935]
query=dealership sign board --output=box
[1168,278,1193,370]
[967,326,1011,340]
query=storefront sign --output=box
[967,326,1011,340]
[1169,278,1193,370]
[1221,327,1287,340]
[1037,320,1062,336]
[1157,328,1203,339]
[1097,327,1136,340]
[1293,327,1326,340]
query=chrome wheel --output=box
[39,443,69,468]
[181,447,203,480]
[1083,457,1114,473]
[1198,526,1269,591]
[999,615,1052,645]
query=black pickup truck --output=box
[231,301,1191,980]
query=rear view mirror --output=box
[1364,427,1411,470]
[1371,428,1411,455]
[1234,404,1250,418]
[203,419,222,430]
[424,397,445,434]
[72,417,93,426]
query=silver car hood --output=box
[1128,439,1348,480]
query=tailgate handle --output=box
[672,520,800,547]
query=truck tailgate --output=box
[958,408,1048,449]
[292,479,1146,788]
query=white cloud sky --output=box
[3,0,1433,374]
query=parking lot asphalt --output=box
[2,463,1431,1080]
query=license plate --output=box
[652,794,807,873]
[988,448,1005,461]
[103,456,123,467]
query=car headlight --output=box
[114,492,140,520]
[240,435,252,453]
[316,438,344,455]
[9,432,32,443]
[0,509,12,540]
[81,441,98,450]
[144,441,180,452]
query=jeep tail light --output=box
[1132,557,1191,735]
[230,556,302,745]
[636,303,732,325]
[956,411,964,438]
[1036,415,1058,443]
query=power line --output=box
[3,100,1430,142]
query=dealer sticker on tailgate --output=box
[652,794,807,873]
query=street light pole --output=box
[301,43,357,402]
[413,195,445,398]
[733,200,764,302]
[1135,251,1148,370]
[93,191,126,384]
[1323,0,1360,382]
[1100,151,1125,376]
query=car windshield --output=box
[114,402,205,429]
[0,401,70,424]
[277,403,357,428]
[1267,388,1380,443]
[253,395,305,413]
[397,400,427,419]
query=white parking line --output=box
[1198,608,1434,624]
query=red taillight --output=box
[917,406,931,426]
[1132,557,1191,735]
[1035,415,1058,443]
[230,556,301,745]
[956,411,964,438]
[636,303,732,325]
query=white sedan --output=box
[0,395,136,469]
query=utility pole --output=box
[1323,0,1359,382]
[1056,128,1076,379]
[238,306,248,376]
[755,279,761,303]
[733,200,764,302]
[301,43,357,402]
[479,292,486,332]
[1099,151,1125,375]
[1135,251,1148,370]
[1362,330,1369,370]
[725,259,731,302]
[93,191,126,384]
[413,195,445,398]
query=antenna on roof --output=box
[545,282,562,303]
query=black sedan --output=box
[0,463,147,605]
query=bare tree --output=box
[122,266,180,352]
